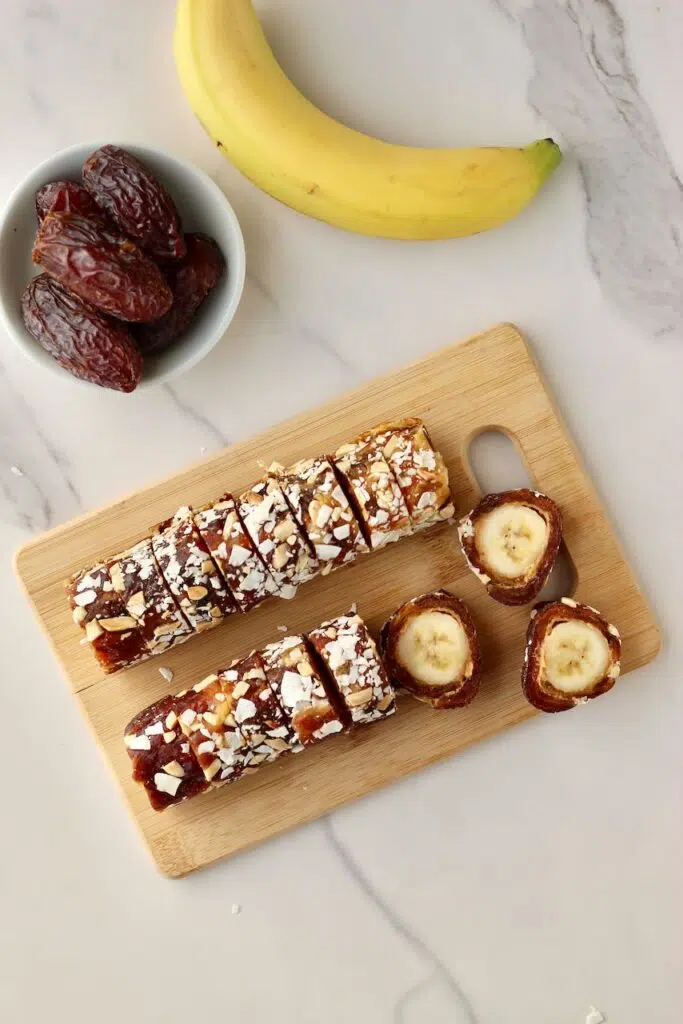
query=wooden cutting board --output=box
[15,323,660,877]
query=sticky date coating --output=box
[21,274,143,392]
[32,212,173,323]
[82,145,185,260]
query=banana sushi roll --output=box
[308,612,396,725]
[457,489,562,605]
[194,493,279,612]
[261,635,348,747]
[273,456,369,574]
[219,651,296,764]
[361,418,455,529]
[238,477,320,599]
[124,695,209,810]
[331,437,412,551]
[522,598,621,713]
[152,506,236,632]
[380,590,481,709]
[68,539,193,674]
[176,673,256,786]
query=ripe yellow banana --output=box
[175,0,562,239]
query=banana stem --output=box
[526,138,563,183]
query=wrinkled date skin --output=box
[21,275,143,392]
[32,212,173,322]
[35,181,103,223]
[82,145,185,261]
[133,233,225,354]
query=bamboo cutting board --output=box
[15,324,660,877]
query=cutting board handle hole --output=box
[466,428,578,600]
[537,543,577,601]
[467,428,534,494]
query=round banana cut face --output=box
[522,598,621,712]
[381,590,481,709]
[475,504,549,580]
[541,621,611,693]
[395,611,472,688]
[458,489,562,605]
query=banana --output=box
[174,0,561,239]
[395,610,471,687]
[475,504,549,580]
[541,622,611,694]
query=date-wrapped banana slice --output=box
[308,612,396,725]
[522,598,621,712]
[219,651,295,764]
[68,539,193,674]
[238,477,320,599]
[331,437,412,550]
[124,695,209,811]
[152,506,235,632]
[261,635,347,747]
[458,489,562,605]
[194,493,279,612]
[176,673,255,785]
[380,590,481,709]
[361,419,455,529]
[273,456,369,574]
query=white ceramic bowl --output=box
[0,141,245,390]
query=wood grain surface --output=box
[15,323,660,877]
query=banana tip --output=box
[532,137,563,181]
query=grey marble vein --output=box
[162,382,229,449]
[0,363,81,532]
[247,273,357,378]
[322,817,478,1024]
[498,0,683,338]
[394,974,451,1024]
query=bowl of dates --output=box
[0,142,245,392]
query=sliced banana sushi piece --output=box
[238,476,320,599]
[308,612,396,726]
[458,489,562,605]
[522,598,621,712]
[380,590,481,709]
[360,418,455,530]
[272,455,369,575]
[331,437,412,551]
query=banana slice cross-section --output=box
[522,598,621,712]
[475,504,548,579]
[380,590,481,709]
[458,489,562,605]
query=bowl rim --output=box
[0,140,246,392]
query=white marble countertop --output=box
[1,1,681,1022]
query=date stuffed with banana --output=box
[380,590,481,709]
[457,489,562,605]
[522,598,621,712]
